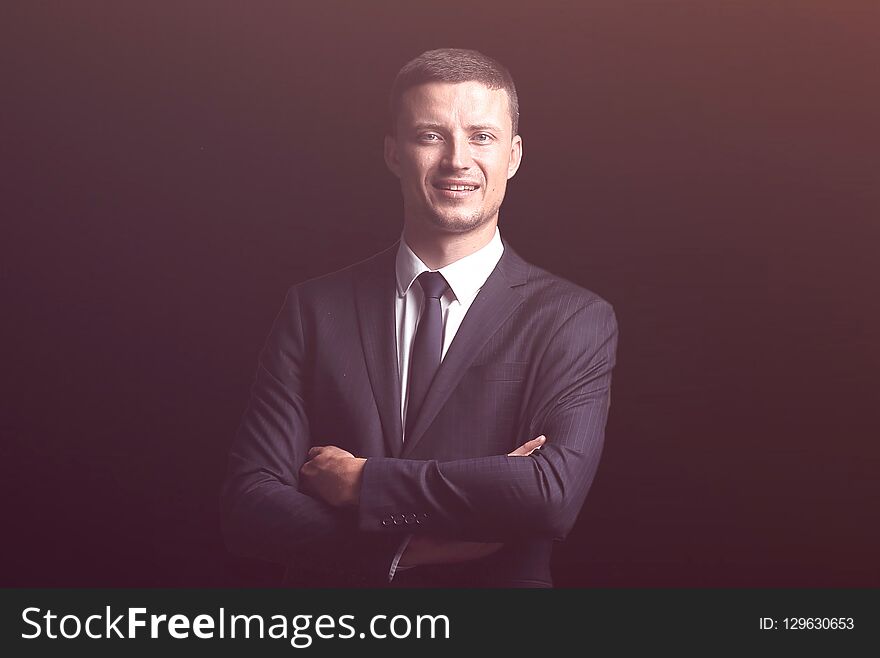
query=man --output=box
[221,48,618,587]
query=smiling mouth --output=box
[436,183,478,191]
[432,181,480,196]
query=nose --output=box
[441,135,471,171]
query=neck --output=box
[403,219,498,270]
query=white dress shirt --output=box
[387,227,505,579]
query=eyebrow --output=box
[413,122,505,133]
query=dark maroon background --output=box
[3,1,878,587]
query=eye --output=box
[417,133,442,143]
[472,133,493,143]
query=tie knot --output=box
[417,271,449,300]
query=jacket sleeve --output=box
[220,286,403,585]
[357,299,618,542]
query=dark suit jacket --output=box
[221,240,618,587]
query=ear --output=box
[507,134,523,180]
[384,134,401,178]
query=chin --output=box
[426,204,499,234]
[428,214,489,234]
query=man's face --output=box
[385,81,523,236]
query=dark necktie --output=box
[405,271,449,438]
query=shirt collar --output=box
[395,228,504,304]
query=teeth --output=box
[443,184,476,191]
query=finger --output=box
[508,435,545,456]
[522,435,546,455]
[307,446,324,459]
[299,461,314,482]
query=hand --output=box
[299,445,366,507]
[398,535,504,568]
[508,434,545,456]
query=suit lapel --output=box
[354,243,404,458]
[401,242,531,458]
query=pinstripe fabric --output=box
[221,240,618,587]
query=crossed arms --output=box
[299,435,546,567]
[220,285,618,583]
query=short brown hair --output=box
[389,48,519,135]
